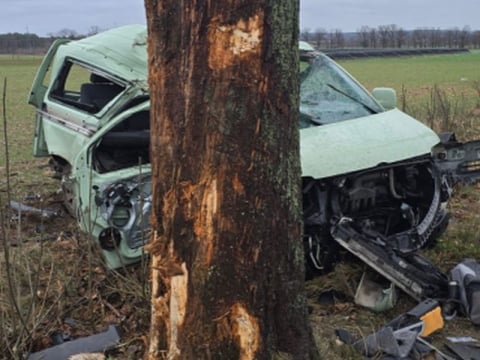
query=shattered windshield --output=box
[299,54,384,128]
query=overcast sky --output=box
[1,0,479,36]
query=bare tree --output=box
[472,30,480,48]
[459,26,471,48]
[357,26,371,48]
[445,29,456,47]
[386,24,398,47]
[412,28,428,48]
[55,28,78,39]
[426,28,442,47]
[312,27,327,48]
[378,25,390,47]
[396,27,407,48]
[301,27,312,42]
[369,27,378,48]
[144,0,319,359]
[328,29,344,48]
[87,26,102,36]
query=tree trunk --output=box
[144,1,319,359]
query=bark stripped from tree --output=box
[144,1,319,359]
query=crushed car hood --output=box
[300,108,440,178]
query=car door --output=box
[28,39,69,156]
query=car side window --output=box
[93,110,150,173]
[49,61,125,114]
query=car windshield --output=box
[299,54,384,128]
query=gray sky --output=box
[300,0,480,32]
[0,0,479,36]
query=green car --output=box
[28,26,480,283]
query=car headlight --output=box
[110,206,131,228]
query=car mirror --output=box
[372,87,397,110]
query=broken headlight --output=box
[110,206,131,228]
[96,176,152,249]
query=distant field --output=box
[339,51,480,92]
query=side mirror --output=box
[372,87,397,110]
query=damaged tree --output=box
[144,0,319,359]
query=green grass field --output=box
[0,56,42,166]
[339,51,480,91]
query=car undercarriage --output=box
[302,156,450,275]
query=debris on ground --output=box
[27,325,121,360]
[9,199,60,219]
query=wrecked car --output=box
[29,25,150,269]
[28,25,480,281]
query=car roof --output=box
[55,24,148,82]
[299,41,315,51]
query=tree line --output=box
[2,24,480,54]
[0,27,102,54]
[0,33,53,54]
[301,25,480,49]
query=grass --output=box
[339,53,480,141]
[0,56,42,165]
[339,52,480,94]
[1,52,480,358]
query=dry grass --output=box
[0,171,150,359]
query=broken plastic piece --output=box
[445,341,480,360]
[387,298,444,338]
[27,325,121,360]
[447,336,479,343]
[9,200,60,218]
[354,271,397,312]
[336,325,420,358]
[420,306,444,336]
[331,217,448,300]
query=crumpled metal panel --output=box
[300,108,440,179]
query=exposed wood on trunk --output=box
[144,0,319,359]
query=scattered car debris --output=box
[27,325,121,360]
[23,193,42,201]
[9,200,60,219]
[354,271,397,312]
[336,299,449,359]
[445,342,480,360]
[334,256,480,359]
[447,337,479,343]
[450,258,480,325]
[445,341,480,360]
